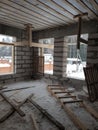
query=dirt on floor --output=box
[0,78,98,130]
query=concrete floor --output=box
[0,78,98,130]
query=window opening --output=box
[0,34,16,75]
[39,38,54,75]
[65,34,88,80]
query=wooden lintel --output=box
[79,38,88,44]
[30,42,54,49]
[0,42,14,46]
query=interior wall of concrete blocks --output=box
[0,20,98,85]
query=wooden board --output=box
[0,92,25,117]
[47,85,98,130]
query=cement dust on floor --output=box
[0,78,98,130]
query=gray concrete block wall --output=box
[0,46,33,84]
[87,33,98,66]
[53,37,67,77]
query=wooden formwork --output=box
[84,66,98,102]
[47,85,98,130]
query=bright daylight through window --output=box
[39,38,54,75]
[65,34,88,80]
[0,34,16,75]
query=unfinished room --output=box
[0,0,98,130]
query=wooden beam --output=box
[28,98,65,130]
[25,24,32,46]
[77,17,81,49]
[30,114,39,130]
[74,12,88,19]
[0,42,14,46]
[62,104,88,130]
[30,42,54,49]
[2,86,35,92]
[54,91,73,94]
[79,38,88,44]
[0,92,25,117]
[0,93,34,122]
[82,102,98,119]
[48,87,65,90]
[58,95,76,99]
[62,99,83,104]
[47,86,88,130]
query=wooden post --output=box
[25,24,32,47]
[77,17,81,49]
[74,13,88,49]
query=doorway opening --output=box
[39,38,54,75]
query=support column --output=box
[53,37,67,78]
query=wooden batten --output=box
[30,42,54,49]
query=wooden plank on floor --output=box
[48,87,65,90]
[0,93,34,122]
[30,113,39,130]
[58,95,76,99]
[62,104,88,130]
[0,92,25,117]
[62,100,83,104]
[47,85,87,129]
[2,86,34,92]
[82,102,98,119]
[28,98,65,130]
[54,91,72,94]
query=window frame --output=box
[0,42,15,75]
